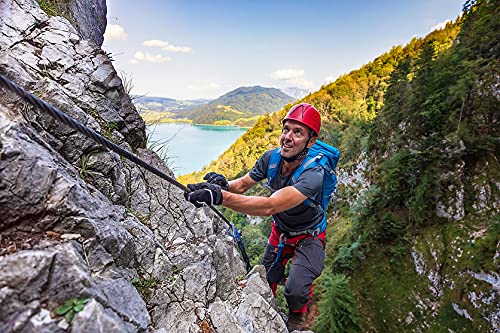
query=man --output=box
[185,103,325,331]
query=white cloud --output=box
[143,39,192,53]
[132,51,171,63]
[104,24,128,41]
[272,68,313,88]
[143,40,169,47]
[430,20,451,32]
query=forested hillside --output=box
[179,1,499,331]
[134,95,209,113]
[134,95,210,124]
[179,12,462,184]
[177,86,293,127]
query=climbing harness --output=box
[267,231,325,285]
[0,74,252,272]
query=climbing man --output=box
[184,103,328,331]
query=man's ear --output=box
[307,136,317,148]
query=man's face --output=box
[280,120,315,159]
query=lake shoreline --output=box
[146,123,247,176]
[192,123,252,129]
[144,119,251,129]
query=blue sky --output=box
[103,0,464,100]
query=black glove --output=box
[184,182,223,208]
[204,172,229,191]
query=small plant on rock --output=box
[131,277,159,299]
[76,153,99,181]
[55,297,90,323]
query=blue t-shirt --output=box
[248,149,324,235]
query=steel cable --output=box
[0,74,251,271]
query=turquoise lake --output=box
[146,123,247,176]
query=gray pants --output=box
[261,237,325,312]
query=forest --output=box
[179,1,499,331]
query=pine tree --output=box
[313,273,360,333]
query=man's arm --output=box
[228,173,258,194]
[222,186,307,216]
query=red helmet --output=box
[282,103,321,136]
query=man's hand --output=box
[203,172,229,191]
[184,182,223,208]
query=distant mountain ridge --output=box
[177,86,294,127]
[279,87,311,100]
[133,95,210,113]
[134,87,293,127]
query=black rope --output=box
[0,74,252,271]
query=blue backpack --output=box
[265,140,340,234]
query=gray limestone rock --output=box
[209,266,288,333]
[0,0,287,332]
[69,0,107,47]
[93,277,149,330]
[72,299,136,333]
[209,300,247,333]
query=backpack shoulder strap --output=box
[290,154,322,184]
[289,153,324,207]
[266,148,282,181]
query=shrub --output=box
[313,273,360,333]
[332,237,365,273]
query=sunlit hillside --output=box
[178,1,499,331]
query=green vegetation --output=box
[35,0,73,22]
[55,297,90,323]
[131,276,159,299]
[137,86,293,127]
[346,216,496,332]
[103,121,119,139]
[141,110,192,125]
[176,1,499,330]
[76,153,99,181]
[313,273,360,333]
[275,285,287,312]
[185,86,293,126]
[220,206,270,267]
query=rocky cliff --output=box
[339,144,499,332]
[0,1,288,332]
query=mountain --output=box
[179,2,499,332]
[279,87,311,100]
[180,86,294,127]
[133,95,210,113]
